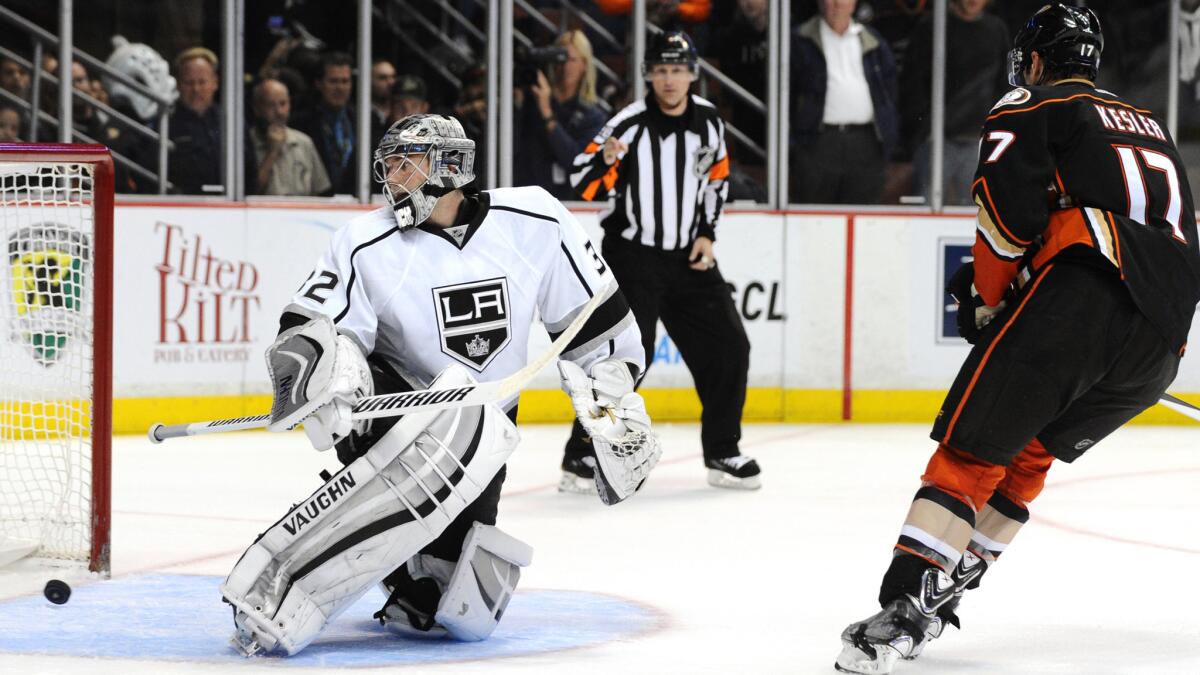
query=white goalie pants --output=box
[220,390,519,656]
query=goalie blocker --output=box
[221,366,518,656]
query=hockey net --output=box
[0,144,112,575]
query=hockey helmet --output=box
[373,114,475,231]
[1008,4,1103,86]
[104,36,177,121]
[642,31,699,79]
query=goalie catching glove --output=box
[558,359,661,505]
[266,315,373,450]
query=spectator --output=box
[790,0,899,204]
[103,37,176,124]
[711,0,769,167]
[250,78,330,197]
[69,61,106,141]
[900,0,1009,205]
[169,47,223,194]
[0,56,30,99]
[369,58,396,134]
[0,56,32,139]
[88,78,110,108]
[389,74,430,123]
[103,38,178,193]
[596,0,712,26]
[0,102,22,142]
[513,30,607,200]
[293,51,356,195]
[454,64,489,185]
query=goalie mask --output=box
[373,114,476,231]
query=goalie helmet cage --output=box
[0,144,113,576]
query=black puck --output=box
[44,579,71,605]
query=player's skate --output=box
[705,455,762,490]
[558,455,599,495]
[908,549,988,658]
[835,568,954,674]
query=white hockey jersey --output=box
[285,186,644,410]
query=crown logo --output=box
[466,334,490,358]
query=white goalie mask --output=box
[373,114,476,231]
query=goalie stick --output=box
[148,290,608,443]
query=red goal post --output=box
[0,143,113,575]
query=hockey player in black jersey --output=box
[836,5,1200,673]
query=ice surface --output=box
[1,422,1198,674]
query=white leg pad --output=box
[434,523,533,641]
[220,367,519,656]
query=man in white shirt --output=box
[790,0,900,204]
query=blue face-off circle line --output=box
[0,574,667,667]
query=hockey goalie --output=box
[220,114,661,656]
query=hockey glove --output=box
[946,262,1007,345]
[558,359,661,505]
[265,316,373,451]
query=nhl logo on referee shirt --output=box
[693,146,716,178]
[433,277,511,370]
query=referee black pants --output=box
[563,235,751,464]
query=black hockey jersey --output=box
[971,81,1200,352]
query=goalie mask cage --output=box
[0,144,113,575]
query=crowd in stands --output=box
[0,0,1179,204]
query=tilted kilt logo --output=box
[6,223,88,365]
[154,222,260,364]
[434,277,511,371]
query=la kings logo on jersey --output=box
[433,277,511,371]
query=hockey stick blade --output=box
[1157,392,1200,422]
[148,287,610,443]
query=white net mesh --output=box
[0,161,97,567]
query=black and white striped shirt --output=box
[571,94,730,250]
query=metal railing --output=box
[0,4,175,193]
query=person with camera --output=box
[561,31,760,492]
[513,30,607,201]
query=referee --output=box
[560,31,760,491]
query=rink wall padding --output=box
[102,201,1200,434]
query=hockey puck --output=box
[43,579,71,605]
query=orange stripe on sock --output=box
[894,544,948,571]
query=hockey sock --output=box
[967,438,1050,566]
[878,444,1010,606]
[966,492,1030,567]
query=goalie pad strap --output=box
[284,416,486,588]
[221,366,519,656]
